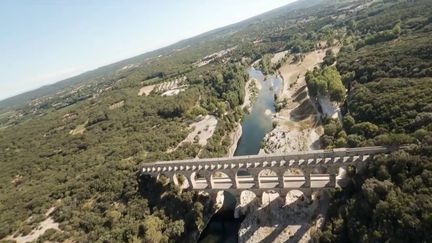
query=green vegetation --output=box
[322,49,336,67]
[0,87,209,241]
[259,54,275,75]
[316,147,432,243]
[357,21,401,48]
[0,59,248,241]
[305,66,346,102]
[248,80,259,104]
[1,0,432,242]
[316,0,432,242]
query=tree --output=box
[351,122,379,138]
[306,66,345,102]
[392,21,401,36]
[323,66,346,102]
[343,114,356,132]
[143,215,167,243]
[323,49,336,66]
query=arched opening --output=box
[260,190,283,206]
[285,189,309,206]
[239,190,257,206]
[258,169,279,189]
[235,190,257,218]
[310,165,330,188]
[236,170,254,189]
[336,166,348,188]
[336,165,357,188]
[347,164,357,177]
[191,172,208,189]
[172,173,190,189]
[283,168,305,188]
[156,173,170,185]
[211,171,233,189]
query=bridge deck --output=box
[141,146,399,174]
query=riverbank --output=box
[259,47,340,154]
[228,74,263,157]
[202,67,282,241]
[239,47,339,242]
[228,123,242,157]
[242,78,261,112]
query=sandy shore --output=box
[239,47,340,242]
[259,47,340,154]
[242,78,261,112]
[227,123,242,157]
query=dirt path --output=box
[138,84,156,96]
[168,115,217,154]
[3,207,60,243]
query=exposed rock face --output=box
[317,95,342,120]
[228,123,242,157]
[240,48,343,242]
[235,191,258,219]
[260,125,321,154]
[238,190,330,243]
[214,191,225,211]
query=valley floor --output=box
[260,48,339,155]
[239,48,339,242]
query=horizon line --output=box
[0,0,298,103]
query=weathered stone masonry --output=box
[141,146,399,199]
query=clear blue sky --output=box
[0,0,296,101]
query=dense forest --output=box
[0,60,248,241]
[1,0,432,242]
[315,0,432,242]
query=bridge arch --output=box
[310,165,331,188]
[336,165,357,188]
[285,189,309,206]
[258,169,280,189]
[283,168,306,188]
[156,173,171,185]
[141,146,399,194]
[190,171,208,189]
[236,170,255,189]
[172,173,190,189]
[210,171,233,189]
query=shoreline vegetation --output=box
[236,47,340,242]
[228,75,261,157]
[259,48,335,155]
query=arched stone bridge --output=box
[141,146,398,198]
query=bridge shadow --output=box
[238,190,329,243]
[137,174,214,241]
[293,89,308,103]
[292,85,307,98]
[198,191,244,243]
[290,99,316,122]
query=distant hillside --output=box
[0,0,324,112]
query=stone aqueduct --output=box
[141,146,398,199]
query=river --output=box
[198,67,282,243]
